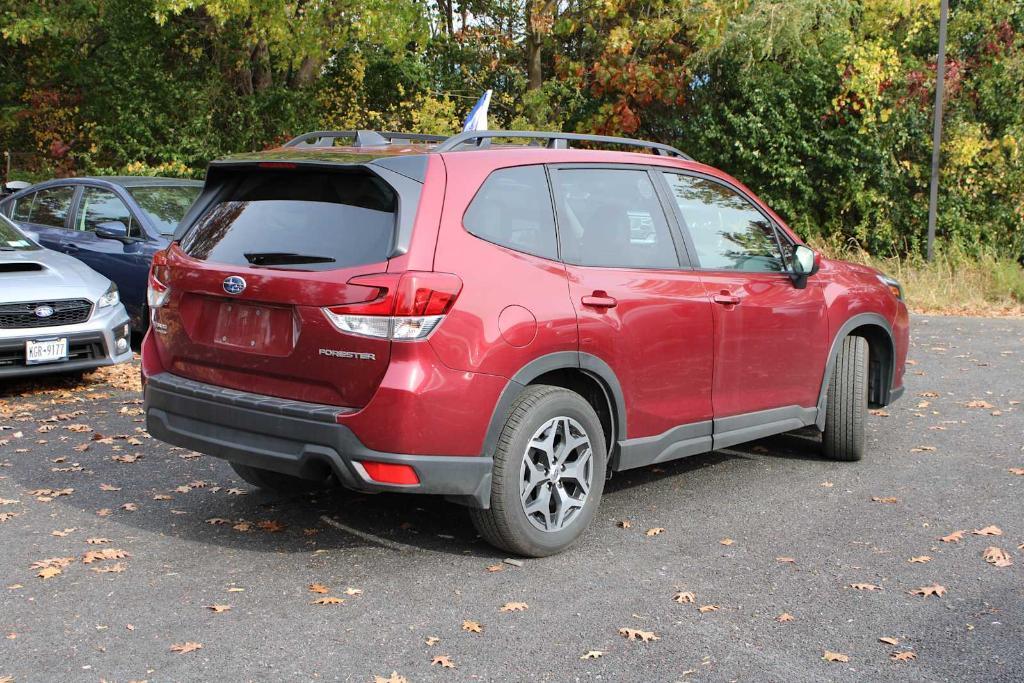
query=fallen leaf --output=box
[940,530,964,543]
[617,520,632,528]
[820,481,834,487]
[619,627,659,642]
[153,494,172,501]
[206,604,231,613]
[849,583,882,591]
[645,527,665,537]
[485,563,503,573]
[311,597,344,605]
[85,538,110,545]
[909,556,931,563]
[879,637,900,645]
[871,496,899,504]
[672,591,696,604]
[869,409,889,417]
[891,651,916,662]
[776,613,795,623]
[50,528,75,537]
[0,499,19,506]
[170,642,202,654]
[95,508,112,517]
[431,655,455,669]
[823,651,850,663]
[308,583,330,594]
[719,538,734,546]
[99,483,122,492]
[982,546,1012,568]
[698,604,720,613]
[425,636,440,646]
[111,454,140,463]
[461,620,483,633]
[973,525,1003,536]
[1009,468,1024,476]
[81,548,129,564]
[37,566,62,580]
[776,557,796,564]
[580,650,605,659]
[119,503,138,512]
[226,488,247,496]
[206,518,232,526]
[31,557,73,569]
[918,391,939,398]
[500,602,528,612]
[909,584,946,598]
[965,400,994,409]
[257,520,286,533]
[910,446,936,452]
[343,587,363,597]
[373,673,407,683]
[91,562,126,574]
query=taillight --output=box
[147,252,171,325]
[323,271,462,341]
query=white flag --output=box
[462,90,492,132]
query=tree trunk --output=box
[252,39,272,92]
[290,56,322,88]
[526,32,543,90]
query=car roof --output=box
[11,176,203,192]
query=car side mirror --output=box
[789,245,819,288]
[95,221,130,241]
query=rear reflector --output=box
[359,461,420,485]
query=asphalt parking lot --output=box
[1,314,1022,682]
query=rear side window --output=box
[23,187,75,228]
[11,194,33,222]
[462,165,558,260]
[552,168,679,269]
[180,171,396,270]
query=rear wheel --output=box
[470,385,606,557]
[229,462,332,494]
[822,335,869,461]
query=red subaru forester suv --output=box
[142,129,909,557]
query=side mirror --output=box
[789,245,819,289]
[95,221,130,241]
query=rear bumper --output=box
[144,372,493,508]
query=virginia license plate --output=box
[25,337,68,365]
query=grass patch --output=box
[816,242,1024,317]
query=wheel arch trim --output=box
[480,352,627,459]
[815,312,895,429]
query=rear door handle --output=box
[713,294,741,306]
[582,294,617,309]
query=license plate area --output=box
[211,300,294,355]
[26,337,69,365]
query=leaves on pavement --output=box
[580,650,605,659]
[909,556,931,563]
[672,591,696,604]
[940,530,965,543]
[891,651,917,662]
[973,525,1002,536]
[618,627,659,642]
[645,527,665,536]
[776,613,795,623]
[909,584,946,598]
[431,655,455,668]
[169,642,203,654]
[982,546,1012,567]
[311,597,344,605]
[849,583,882,591]
[499,602,528,612]
[823,651,849,663]
[461,620,483,633]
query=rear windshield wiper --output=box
[243,252,336,266]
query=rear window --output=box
[180,171,396,270]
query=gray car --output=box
[1,214,132,378]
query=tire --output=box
[822,335,869,461]
[469,385,607,557]
[230,462,332,494]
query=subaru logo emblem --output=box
[34,305,54,318]
[222,276,246,295]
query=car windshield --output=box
[0,214,39,251]
[128,185,202,235]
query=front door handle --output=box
[713,293,741,306]
[582,293,617,309]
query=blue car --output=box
[0,177,202,332]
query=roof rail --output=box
[284,130,449,148]
[434,130,692,160]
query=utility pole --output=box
[926,0,949,261]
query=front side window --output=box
[462,165,558,260]
[25,186,75,228]
[663,173,784,273]
[180,170,396,270]
[77,187,139,236]
[129,185,201,235]
[552,168,678,269]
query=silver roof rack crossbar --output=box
[284,130,449,148]
[434,130,692,160]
